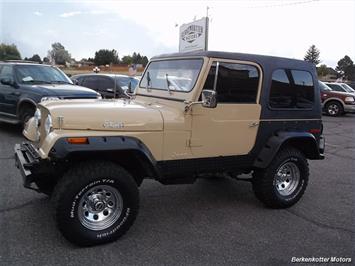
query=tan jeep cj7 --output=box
[15,51,325,246]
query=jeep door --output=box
[190,60,262,158]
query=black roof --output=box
[0,60,41,65]
[152,50,315,71]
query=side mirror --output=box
[201,89,217,108]
[72,79,79,85]
[1,78,15,86]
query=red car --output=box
[319,81,355,116]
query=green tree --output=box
[121,55,133,65]
[317,64,328,77]
[304,44,320,65]
[134,53,142,64]
[121,53,149,66]
[0,43,21,60]
[142,56,149,66]
[48,42,71,65]
[29,54,42,63]
[43,57,50,63]
[132,52,138,64]
[94,49,119,65]
[336,55,354,80]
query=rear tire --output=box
[52,161,139,246]
[252,147,309,209]
[325,101,343,116]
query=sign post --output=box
[179,17,209,52]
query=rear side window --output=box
[269,69,314,109]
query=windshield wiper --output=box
[146,71,151,92]
[50,80,71,84]
[24,80,49,84]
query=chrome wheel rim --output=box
[274,162,300,196]
[78,185,123,231]
[328,104,339,115]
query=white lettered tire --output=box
[252,147,309,208]
[52,161,139,246]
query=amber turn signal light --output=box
[67,137,89,144]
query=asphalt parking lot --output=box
[0,115,354,265]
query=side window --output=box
[0,65,13,79]
[269,69,314,109]
[201,62,260,103]
[98,77,114,90]
[81,76,99,90]
[291,70,314,109]
[201,63,216,92]
[327,84,343,92]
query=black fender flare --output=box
[49,136,161,179]
[253,131,320,168]
[17,98,37,116]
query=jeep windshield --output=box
[139,59,203,93]
[15,65,72,85]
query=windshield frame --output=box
[138,58,204,94]
[14,64,72,85]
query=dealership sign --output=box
[179,17,209,52]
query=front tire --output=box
[52,161,139,246]
[252,147,309,209]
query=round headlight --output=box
[34,108,41,127]
[44,115,53,134]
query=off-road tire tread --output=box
[52,160,139,246]
[252,147,309,209]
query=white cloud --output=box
[33,11,42,16]
[59,11,82,18]
[84,0,355,67]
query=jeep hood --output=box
[41,99,163,131]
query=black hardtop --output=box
[154,50,320,120]
[152,50,316,72]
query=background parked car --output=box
[71,74,139,99]
[0,61,101,125]
[319,81,355,116]
[325,82,355,94]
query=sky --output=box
[0,0,354,68]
